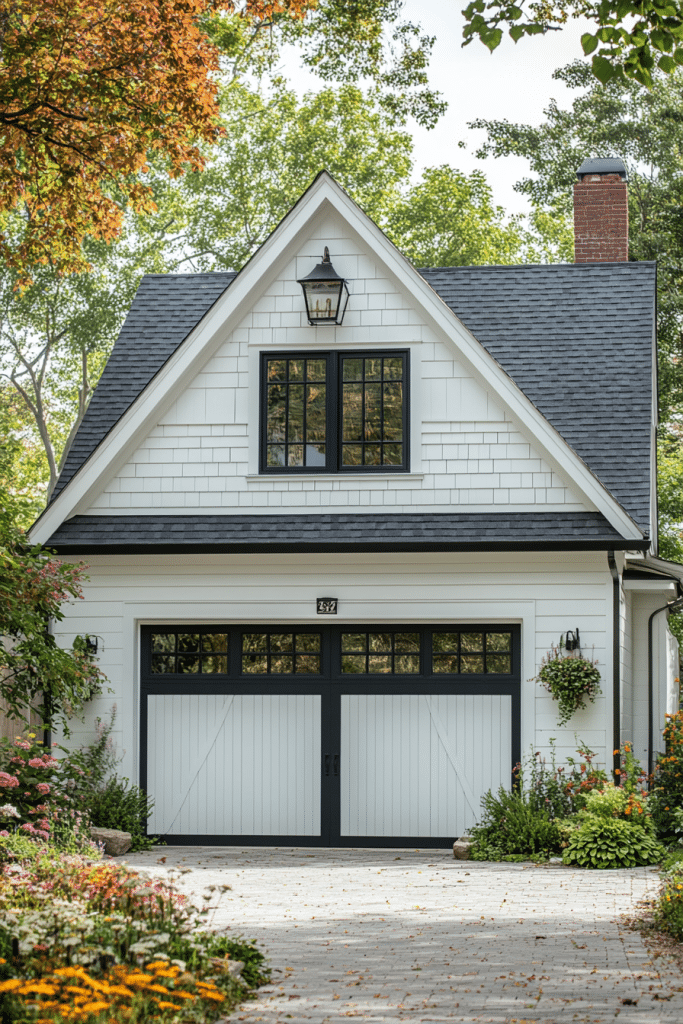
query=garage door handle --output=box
[333,754,339,776]
[323,754,331,776]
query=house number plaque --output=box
[317,598,338,615]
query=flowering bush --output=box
[535,645,602,726]
[650,712,683,843]
[0,847,268,1023]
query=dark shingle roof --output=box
[51,261,655,534]
[421,262,655,532]
[54,272,236,499]
[46,511,638,553]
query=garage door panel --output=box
[147,693,321,836]
[340,693,512,838]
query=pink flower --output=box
[36,783,50,795]
[14,740,31,750]
[0,774,18,788]
[0,831,8,838]
[28,758,47,768]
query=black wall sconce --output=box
[84,635,101,655]
[298,247,349,325]
[563,628,581,653]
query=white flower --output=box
[0,805,20,819]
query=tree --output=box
[0,441,104,733]
[461,0,683,87]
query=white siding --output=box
[84,211,590,517]
[52,550,613,780]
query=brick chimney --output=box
[574,157,629,263]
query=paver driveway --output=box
[123,846,683,1023]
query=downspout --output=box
[648,595,683,777]
[608,553,621,779]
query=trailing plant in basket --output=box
[535,644,602,726]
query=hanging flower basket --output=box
[535,645,602,727]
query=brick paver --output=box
[123,847,683,1023]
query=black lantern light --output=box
[298,247,349,325]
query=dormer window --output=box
[260,350,409,472]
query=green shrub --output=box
[655,866,683,940]
[650,712,683,843]
[470,786,563,861]
[562,817,663,868]
[89,776,157,852]
[582,784,628,819]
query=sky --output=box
[281,1,594,216]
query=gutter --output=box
[608,553,621,779]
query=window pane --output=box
[364,384,382,441]
[342,654,366,673]
[267,444,285,467]
[364,357,382,381]
[243,633,267,652]
[368,655,392,673]
[289,359,304,380]
[433,654,458,674]
[177,654,200,673]
[342,383,363,441]
[342,633,365,651]
[298,634,321,652]
[461,633,484,653]
[267,359,287,381]
[461,655,484,673]
[288,444,304,467]
[395,632,420,652]
[383,357,403,380]
[270,634,294,652]
[433,632,458,653]
[343,358,363,381]
[152,633,175,653]
[369,633,393,653]
[383,443,403,466]
[152,654,175,674]
[202,634,227,653]
[177,634,199,653]
[266,384,286,443]
[364,444,381,465]
[395,654,420,674]
[308,359,326,381]
[271,655,294,674]
[306,384,326,442]
[202,654,228,673]
[342,444,363,466]
[383,383,403,440]
[243,654,267,674]
[287,384,305,442]
[295,655,320,674]
[486,654,511,674]
[305,443,326,466]
[486,632,511,652]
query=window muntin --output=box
[242,632,322,675]
[151,631,228,674]
[341,631,420,674]
[261,350,408,473]
[432,631,512,675]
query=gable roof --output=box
[52,261,655,533]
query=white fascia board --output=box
[31,171,644,546]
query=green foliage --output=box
[469,786,564,860]
[461,0,683,88]
[88,777,156,853]
[0,449,105,733]
[581,785,627,819]
[562,817,663,868]
[535,646,602,726]
[650,712,683,843]
[655,864,683,940]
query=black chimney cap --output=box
[576,157,628,181]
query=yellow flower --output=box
[0,980,22,993]
[154,999,181,1010]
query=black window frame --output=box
[259,349,410,474]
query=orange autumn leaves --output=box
[0,0,314,274]
[0,959,227,1021]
